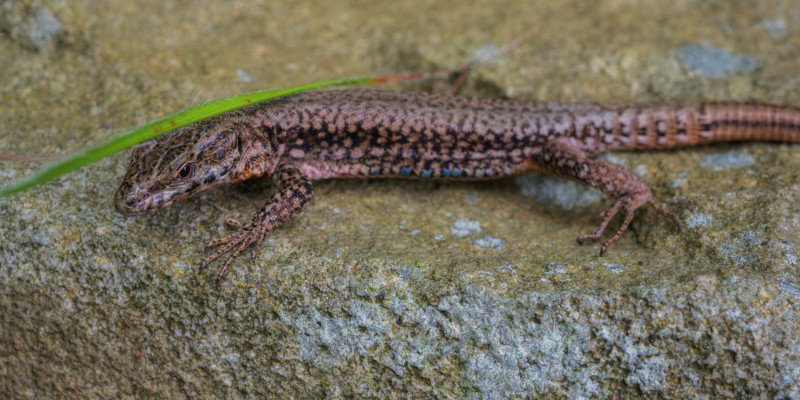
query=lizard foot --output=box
[576,193,680,255]
[538,137,680,255]
[200,221,270,282]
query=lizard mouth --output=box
[115,200,145,216]
[114,177,186,216]
[115,184,189,216]
[114,187,169,216]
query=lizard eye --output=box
[177,164,192,178]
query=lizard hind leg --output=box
[538,138,680,254]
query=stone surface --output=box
[2,0,800,398]
[0,0,62,51]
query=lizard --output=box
[114,89,800,280]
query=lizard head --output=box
[115,115,261,216]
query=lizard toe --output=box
[578,193,680,254]
[224,218,242,229]
[577,200,624,244]
[200,220,271,280]
[648,200,681,232]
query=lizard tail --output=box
[701,103,800,144]
[608,103,800,150]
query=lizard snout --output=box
[114,187,150,216]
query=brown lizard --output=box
[114,89,800,280]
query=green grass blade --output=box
[0,76,375,200]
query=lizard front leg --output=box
[537,138,680,254]
[200,164,313,281]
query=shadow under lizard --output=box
[115,89,800,280]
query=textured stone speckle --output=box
[686,212,713,229]
[762,19,787,37]
[451,218,481,237]
[719,230,766,266]
[779,278,800,298]
[470,235,504,249]
[602,263,626,274]
[700,150,756,170]
[235,69,259,83]
[674,44,761,78]
[545,262,567,276]
[515,173,604,210]
[463,190,479,205]
[0,0,61,51]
